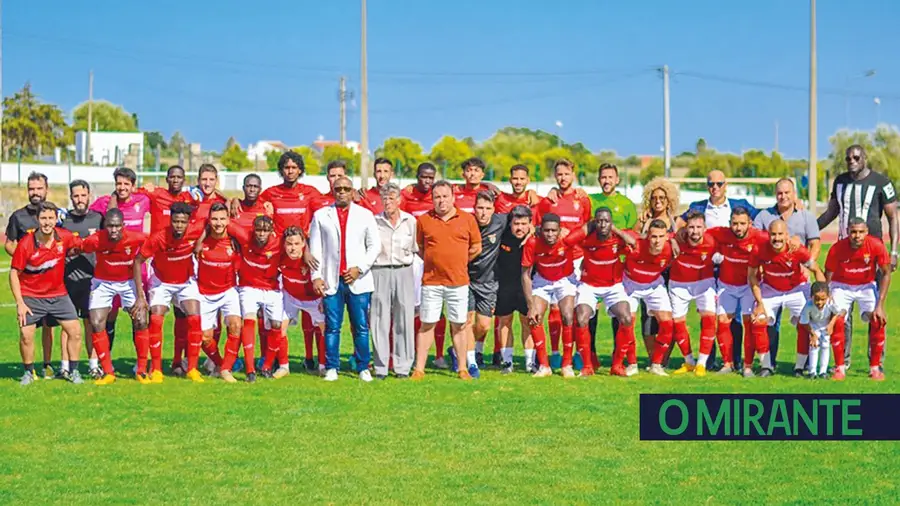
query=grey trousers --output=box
[371,265,416,376]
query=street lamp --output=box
[874,97,881,127]
[554,120,563,148]
[845,69,876,127]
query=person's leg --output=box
[558,295,576,373]
[548,304,562,365]
[392,266,416,376]
[370,269,392,377]
[413,286,441,375]
[519,313,534,369]
[844,302,855,367]
[41,322,54,374]
[448,287,471,376]
[575,300,595,375]
[19,323,38,382]
[180,298,204,377]
[770,306,783,370]
[322,283,346,374]
[346,285,372,374]
[89,307,116,377]
[528,296,551,374]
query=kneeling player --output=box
[825,218,892,381]
[522,214,577,378]
[277,226,325,378]
[569,207,636,377]
[81,209,150,384]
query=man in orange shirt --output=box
[412,181,483,380]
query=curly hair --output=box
[640,177,679,217]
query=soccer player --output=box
[668,211,718,376]
[233,173,269,231]
[138,165,192,235]
[80,209,150,385]
[495,164,541,213]
[356,157,393,214]
[522,213,578,378]
[276,226,325,378]
[495,205,536,373]
[11,202,84,385]
[569,207,636,377]
[256,151,323,235]
[534,159,592,369]
[454,157,500,214]
[187,164,228,221]
[825,218,892,381]
[133,202,206,382]
[747,220,824,378]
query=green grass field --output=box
[0,246,898,505]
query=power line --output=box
[675,70,900,99]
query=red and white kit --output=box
[196,234,242,331]
[280,255,325,326]
[750,243,812,324]
[521,235,577,304]
[622,238,673,314]
[81,229,147,310]
[668,233,717,318]
[708,227,766,316]
[568,228,629,317]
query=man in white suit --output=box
[310,175,382,382]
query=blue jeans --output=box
[322,279,372,372]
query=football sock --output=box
[201,339,223,368]
[831,316,846,368]
[466,350,477,369]
[796,325,810,370]
[475,341,484,354]
[575,326,592,369]
[561,325,574,367]
[173,316,188,366]
[91,331,114,374]
[501,347,514,364]
[89,358,99,370]
[302,312,314,360]
[242,326,257,374]
[61,360,69,372]
[69,361,78,374]
[869,318,886,367]
[221,333,242,372]
[530,325,550,367]
[185,315,203,372]
[524,348,536,369]
[673,321,695,365]
[149,315,165,373]
[434,317,446,359]
[134,328,150,375]
[715,319,734,365]
[651,320,674,365]
[276,330,290,367]
[548,307,562,353]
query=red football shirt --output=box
[259,182,322,234]
[280,255,319,301]
[234,199,269,232]
[229,224,281,290]
[188,192,227,221]
[359,187,384,215]
[565,228,625,287]
[825,236,889,286]
[669,233,717,283]
[495,191,538,214]
[521,236,574,281]
[139,187,193,235]
[708,227,767,287]
[310,193,335,214]
[11,228,79,299]
[751,243,811,291]
[453,184,493,214]
[534,190,592,258]
[624,238,672,284]
[81,229,147,282]
[140,221,205,285]
[196,234,240,295]
[399,185,433,218]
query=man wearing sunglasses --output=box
[818,144,898,370]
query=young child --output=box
[798,282,840,379]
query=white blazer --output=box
[309,202,381,296]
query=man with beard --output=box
[251,151,323,235]
[356,157,394,215]
[495,205,536,373]
[495,164,541,213]
[453,157,500,215]
[186,164,228,221]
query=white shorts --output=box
[413,256,424,309]
[716,282,754,316]
[575,282,629,317]
[147,275,201,309]
[239,286,284,324]
[89,279,138,310]
[669,278,717,318]
[283,292,325,326]
[420,285,468,325]
[532,274,577,305]
[199,288,241,331]
[831,282,877,322]
[759,283,808,326]
[623,275,672,314]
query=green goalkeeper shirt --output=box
[589,191,637,230]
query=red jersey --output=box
[495,191,538,214]
[521,236,574,281]
[81,229,147,282]
[359,187,384,215]
[624,238,673,284]
[751,243,811,291]
[188,192,227,221]
[234,200,269,232]
[229,224,281,290]
[708,227,767,287]
[534,190,592,258]
[310,193,335,214]
[140,221,205,285]
[11,228,79,299]
[669,233,717,283]
[259,182,322,234]
[280,255,319,301]
[826,236,889,286]
[566,228,625,287]
[196,234,240,295]
[400,185,433,217]
[139,187,193,235]
[454,184,493,214]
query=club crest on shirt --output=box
[746,244,753,252]
[226,247,234,256]
[265,251,274,258]
[659,259,666,267]
[864,254,871,264]
[125,247,131,255]
[612,244,618,254]
[56,244,63,253]
[786,260,792,268]
[701,252,708,261]
[573,201,580,210]
[134,204,140,212]
[488,234,496,244]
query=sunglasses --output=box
[333,186,353,193]
[707,181,725,188]
[845,155,862,162]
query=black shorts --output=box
[495,282,528,317]
[468,281,498,317]
[23,296,78,328]
[65,279,92,319]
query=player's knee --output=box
[89,315,106,332]
[227,322,242,336]
[618,312,634,328]
[270,321,283,331]
[560,313,574,327]
[575,311,590,328]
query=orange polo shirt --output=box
[416,208,481,287]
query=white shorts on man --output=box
[759,283,809,325]
[830,281,878,322]
[239,286,284,324]
[716,282,754,317]
[147,274,201,309]
[575,282,629,317]
[532,274,578,305]
[283,292,325,327]
[90,278,138,310]
[623,275,672,314]
[669,278,716,318]
[420,285,468,324]
[199,287,241,331]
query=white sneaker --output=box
[273,366,290,379]
[561,366,575,378]
[359,370,373,383]
[648,364,668,377]
[625,364,639,377]
[318,364,326,377]
[323,369,338,382]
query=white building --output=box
[247,140,290,161]
[75,131,144,166]
[311,139,361,154]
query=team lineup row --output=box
[7,148,896,384]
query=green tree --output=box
[169,131,186,155]
[518,152,545,181]
[539,147,576,180]
[224,136,239,151]
[219,144,252,171]
[696,137,708,154]
[485,153,517,180]
[321,145,361,175]
[375,137,425,176]
[429,135,473,179]
[640,159,665,184]
[2,83,70,160]
[265,150,283,170]
[72,100,137,131]
[144,131,166,151]
[289,146,323,175]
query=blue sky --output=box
[5,0,899,160]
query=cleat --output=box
[550,353,562,370]
[55,368,70,381]
[870,369,885,381]
[19,371,36,386]
[396,374,409,380]
[150,370,164,384]
[458,370,472,381]
[610,365,627,377]
[532,366,553,378]
[819,372,830,380]
[807,373,819,380]
[232,359,244,373]
[573,352,584,371]
[673,363,695,375]
[375,374,387,380]
[273,366,290,379]
[491,352,502,368]
[561,365,576,379]
[793,368,804,378]
[832,368,846,381]
[69,370,84,384]
[694,364,707,377]
[475,351,485,369]
[260,369,274,379]
[742,368,756,378]
[94,374,116,386]
[171,364,186,378]
[648,364,668,376]
[202,358,215,375]
[246,372,257,383]
[186,369,206,383]
[318,364,326,376]
[410,369,426,381]
[500,361,514,375]
[446,347,459,373]
[135,373,151,385]
[578,367,595,377]
[525,361,537,374]
[625,364,639,377]
[304,359,316,372]
[717,365,735,375]
[89,367,104,380]
[323,369,339,382]
[359,370,373,382]
[760,368,773,378]
[432,357,448,370]
[220,370,238,383]
[43,365,55,380]
[468,364,481,380]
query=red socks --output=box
[548,306,562,353]
[435,317,446,359]
[91,331,114,374]
[221,332,242,372]
[715,319,734,364]
[613,319,636,368]
[276,330,289,367]
[173,316,188,366]
[242,324,256,374]
[832,315,846,368]
[651,319,674,364]
[561,325,574,367]
[797,324,810,354]
[746,320,769,367]
[149,314,164,373]
[698,315,716,356]
[134,328,150,375]
[673,320,693,358]
[201,339,223,368]
[575,326,593,371]
[869,317,886,367]
[302,312,314,360]
[263,329,280,371]
[530,325,550,367]
[185,315,203,372]
[743,321,756,368]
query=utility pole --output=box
[86,70,94,165]
[359,0,370,190]
[808,0,818,210]
[339,76,347,146]
[662,65,671,178]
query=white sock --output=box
[475,341,484,354]
[760,352,772,370]
[60,360,69,371]
[795,353,808,370]
[502,347,514,363]
[685,353,696,366]
[818,346,830,376]
[524,349,536,368]
[89,358,98,369]
[466,350,477,368]
[807,348,819,375]
[697,354,709,367]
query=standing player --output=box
[495,205,536,373]
[233,173,269,231]
[11,202,84,385]
[748,220,824,378]
[521,214,578,378]
[80,209,150,384]
[256,151,323,235]
[569,208,636,377]
[187,164,228,221]
[133,202,206,382]
[495,164,541,213]
[825,218,892,381]
[356,157,394,214]
[454,157,500,214]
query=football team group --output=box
[7,144,896,385]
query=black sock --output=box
[69,361,79,373]
[43,361,51,370]
[24,363,34,374]
[106,320,116,349]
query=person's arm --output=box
[748,266,766,321]
[521,264,535,319]
[359,214,381,276]
[4,239,16,256]
[817,193,840,229]
[309,215,325,283]
[612,226,637,249]
[874,264,892,324]
[416,218,425,260]
[884,201,899,271]
[467,217,482,262]
[9,269,32,328]
[807,238,821,263]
